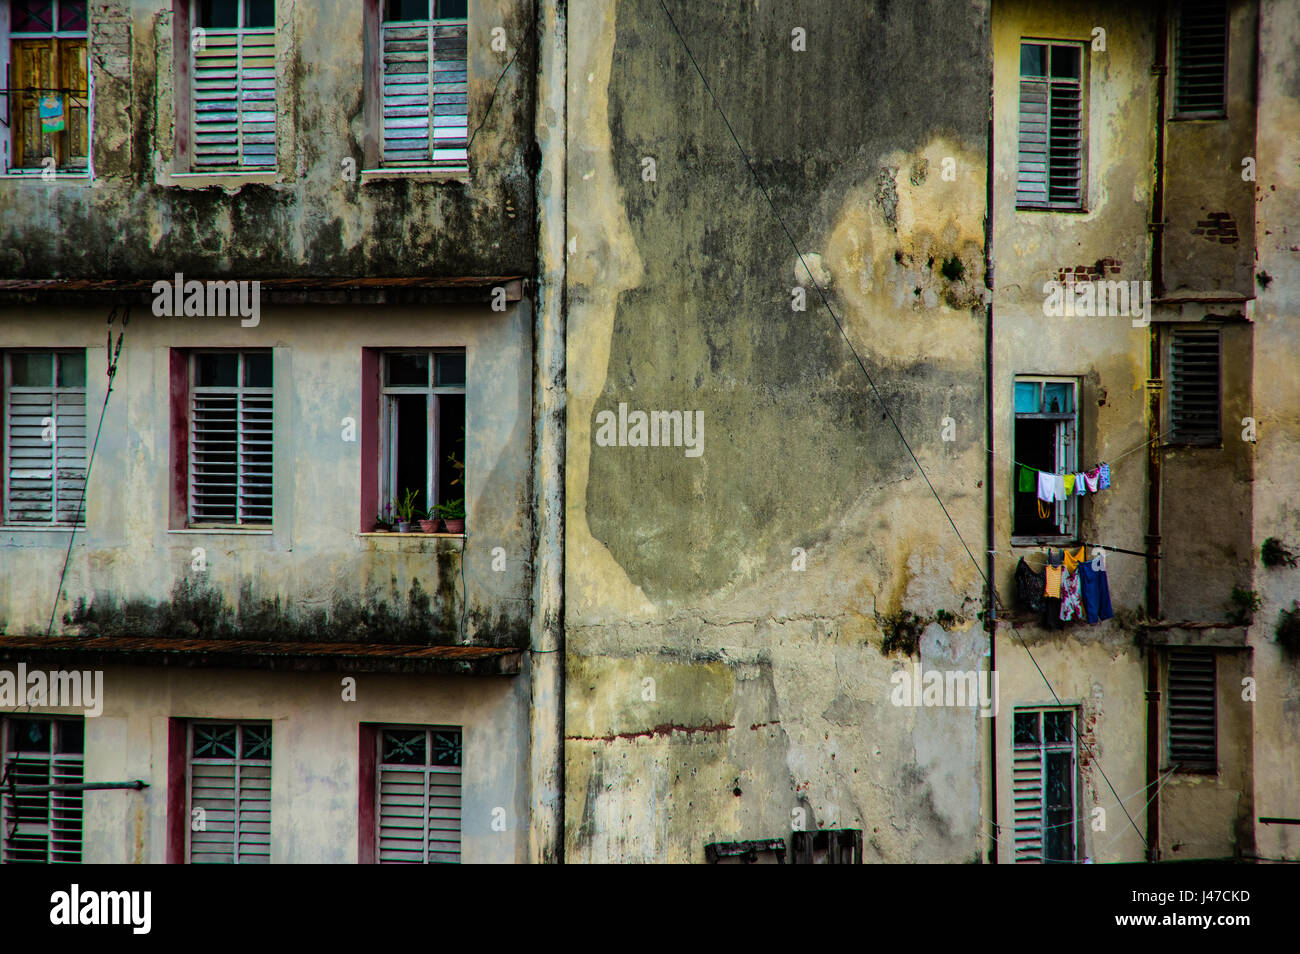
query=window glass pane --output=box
[1044,711,1072,745]
[244,351,273,387]
[386,353,429,387]
[57,351,86,387]
[241,724,272,759]
[193,723,237,758]
[382,729,427,765]
[1014,381,1040,414]
[435,0,468,18]
[58,0,88,31]
[1050,45,1081,79]
[1020,43,1046,77]
[9,718,52,752]
[245,0,274,28]
[12,1,54,32]
[1044,382,1071,414]
[196,0,238,29]
[1013,711,1039,747]
[10,352,54,387]
[58,720,84,754]
[436,351,466,387]
[195,353,239,388]
[385,0,429,22]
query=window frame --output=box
[182,0,278,172]
[377,348,465,524]
[1011,374,1079,546]
[0,714,85,864]
[185,349,274,528]
[1165,325,1222,447]
[2,348,88,527]
[368,0,470,171]
[185,719,272,864]
[371,723,463,864]
[1,0,92,174]
[1171,0,1229,120]
[1011,706,1079,864]
[1015,38,1087,212]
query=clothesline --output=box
[988,429,1169,478]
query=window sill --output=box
[360,167,469,185]
[0,524,86,531]
[1,170,92,182]
[157,170,280,191]
[1011,536,1079,548]
[1015,204,1087,214]
[359,531,465,539]
[169,527,273,535]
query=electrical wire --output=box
[654,0,1148,851]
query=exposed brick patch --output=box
[1056,257,1122,284]
[1191,211,1239,245]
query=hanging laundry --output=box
[1037,499,1051,519]
[1041,551,1064,630]
[1075,472,1087,496]
[1044,564,1063,599]
[1063,546,1086,573]
[1059,569,1084,622]
[1018,465,1037,493]
[1015,557,1046,613]
[1053,474,1068,502]
[1078,563,1114,623]
[1083,468,1101,493]
[1099,463,1111,490]
[1063,474,1076,496]
[1037,471,1055,503]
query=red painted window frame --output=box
[357,723,377,863]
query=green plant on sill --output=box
[446,449,464,487]
[434,497,465,520]
[393,487,422,523]
[1226,586,1262,626]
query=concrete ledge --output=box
[1139,624,1250,648]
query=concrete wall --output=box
[564,0,991,863]
[1249,0,1300,864]
[0,0,536,278]
[0,305,534,647]
[51,664,528,862]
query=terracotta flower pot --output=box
[418,519,439,533]
[443,518,465,534]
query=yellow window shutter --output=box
[13,39,55,168]
[59,39,90,166]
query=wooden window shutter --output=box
[59,39,89,167]
[188,354,273,526]
[1011,728,1045,862]
[381,14,468,166]
[1168,651,1217,770]
[1169,327,1221,444]
[11,40,54,168]
[188,723,272,864]
[1016,76,1050,207]
[1175,1,1228,117]
[1017,43,1083,210]
[192,28,276,169]
[376,728,462,864]
[4,359,87,526]
[1,718,84,864]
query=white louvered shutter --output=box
[192,28,276,169]
[189,724,272,864]
[1012,727,1044,863]
[4,356,86,525]
[189,356,272,525]
[377,729,462,863]
[1016,76,1049,207]
[381,18,468,166]
[1168,651,1216,770]
[1,719,84,864]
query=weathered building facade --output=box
[0,0,1295,866]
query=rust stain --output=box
[568,721,735,743]
[749,720,781,730]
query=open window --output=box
[2,0,90,173]
[377,349,465,527]
[1012,376,1078,543]
[1012,708,1078,864]
[1016,40,1084,210]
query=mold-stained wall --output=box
[0,0,536,279]
[564,0,992,863]
[0,305,534,647]
[1249,0,1300,864]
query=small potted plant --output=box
[373,502,395,532]
[417,509,439,533]
[393,487,421,533]
[435,497,465,534]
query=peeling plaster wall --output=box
[0,0,536,279]
[61,665,529,862]
[0,307,534,647]
[564,0,991,863]
[1249,0,1300,864]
